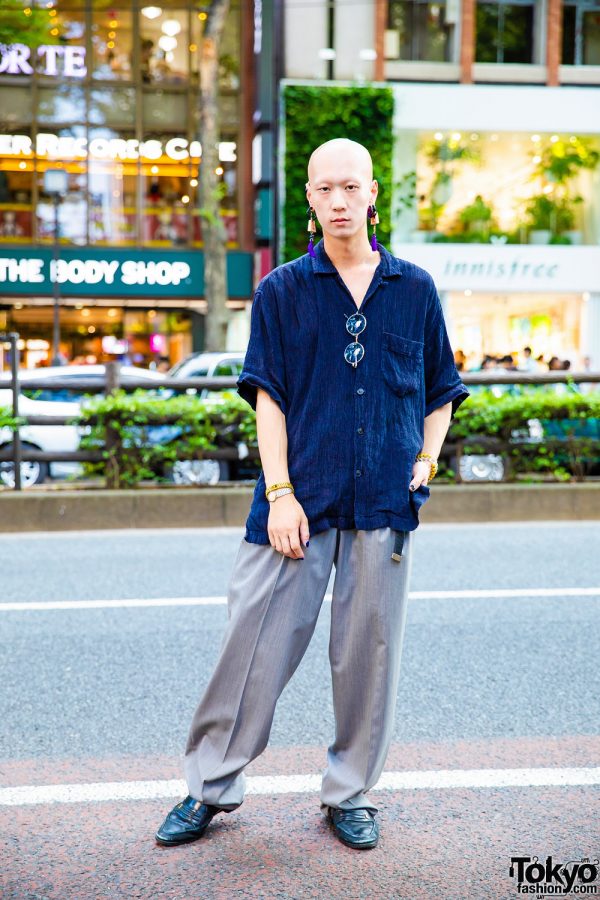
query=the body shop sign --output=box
[0,248,253,298]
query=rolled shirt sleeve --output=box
[236,279,289,416]
[423,281,470,419]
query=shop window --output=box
[87,127,137,245]
[139,7,189,85]
[89,88,136,128]
[562,1,600,65]
[475,0,535,63]
[37,3,86,79]
[88,163,138,245]
[0,147,33,242]
[92,7,134,80]
[141,131,192,246]
[38,85,86,124]
[387,0,453,62]
[36,127,87,245]
[143,90,188,129]
[0,87,32,130]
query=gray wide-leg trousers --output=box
[183,525,414,814]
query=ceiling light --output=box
[141,6,162,20]
[161,19,181,36]
[158,35,177,52]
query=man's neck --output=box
[322,231,379,270]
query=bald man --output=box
[155,139,468,850]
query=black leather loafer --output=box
[327,806,379,849]
[155,795,228,846]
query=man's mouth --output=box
[331,218,349,223]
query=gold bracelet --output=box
[416,452,438,484]
[265,480,294,499]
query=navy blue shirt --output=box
[236,239,469,544]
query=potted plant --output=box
[524,194,555,244]
[524,193,582,244]
[457,194,495,241]
[417,135,480,242]
[525,137,599,244]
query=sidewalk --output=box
[0,482,598,532]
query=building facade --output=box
[282,0,600,370]
[0,0,256,370]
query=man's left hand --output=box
[409,459,432,491]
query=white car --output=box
[0,365,163,488]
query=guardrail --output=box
[1,331,599,491]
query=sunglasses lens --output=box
[346,313,366,336]
[344,341,364,365]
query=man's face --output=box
[306,150,377,241]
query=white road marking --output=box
[1,587,599,612]
[2,767,600,807]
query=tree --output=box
[198,0,231,352]
[0,0,59,47]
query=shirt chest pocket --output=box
[382,331,424,398]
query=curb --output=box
[0,483,598,533]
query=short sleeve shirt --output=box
[236,239,469,544]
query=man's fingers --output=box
[300,517,310,546]
[288,533,304,559]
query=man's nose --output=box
[331,190,347,209]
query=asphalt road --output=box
[1,522,599,899]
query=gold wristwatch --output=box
[265,481,295,502]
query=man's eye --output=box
[319,187,330,192]
[346,185,358,191]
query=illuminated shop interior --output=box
[0,2,241,248]
[409,130,600,245]
[447,291,586,369]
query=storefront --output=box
[389,82,600,369]
[0,1,255,369]
[0,246,252,369]
[394,242,600,369]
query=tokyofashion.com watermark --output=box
[510,856,599,895]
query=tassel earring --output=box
[367,204,379,251]
[307,205,317,258]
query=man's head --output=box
[305,139,378,243]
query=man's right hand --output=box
[267,493,310,559]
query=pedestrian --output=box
[155,138,469,851]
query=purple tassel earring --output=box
[368,204,379,251]
[307,205,317,258]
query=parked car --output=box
[162,351,260,485]
[0,365,163,488]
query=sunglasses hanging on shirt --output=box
[344,311,367,367]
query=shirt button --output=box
[355,469,362,477]
[356,387,365,395]
[357,427,364,435]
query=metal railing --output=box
[1,331,599,491]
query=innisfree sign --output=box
[0,248,253,298]
[394,243,600,293]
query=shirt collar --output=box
[310,238,403,278]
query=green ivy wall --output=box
[281,84,395,263]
